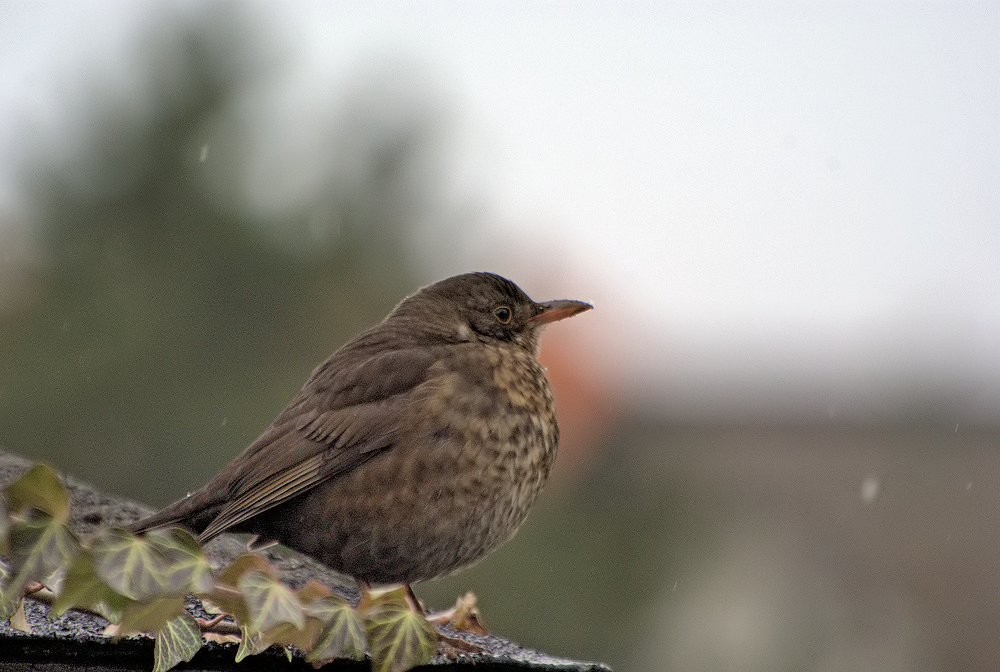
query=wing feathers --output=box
[134,343,443,541]
[196,400,405,542]
[198,454,326,542]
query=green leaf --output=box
[119,596,187,634]
[364,587,438,672]
[255,580,341,656]
[87,528,210,620]
[146,526,201,556]
[5,463,70,524]
[216,553,273,587]
[263,617,323,653]
[52,552,131,622]
[153,612,202,672]
[199,585,249,625]
[238,570,305,634]
[306,595,366,663]
[2,514,79,609]
[232,571,313,662]
[235,625,268,663]
[205,555,268,624]
[144,528,213,595]
[0,596,16,621]
[91,528,168,600]
[295,579,333,604]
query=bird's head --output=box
[392,272,592,352]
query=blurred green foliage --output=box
[0,6,447,506]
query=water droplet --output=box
[861,475,880,504]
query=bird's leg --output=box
[402,584,460,625]
[404,583,427,615]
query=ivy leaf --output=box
[0,566,10,623]
[119,596,187,635]
[199,554,269,626]
[216,553,273,587]
[199,584,250,626]
[52,552,131,622]
[306,595,367,664]
[231,570,311,661]
[363,587,438,672]
[144,528,213,595]
[5,463,70,524]
[238,570,305,635]
[241,578,334,655]
[234,625,268,663]
[153,611,202,672]
[91,528,168,600]
[2,514,79,609]
[264,616,323,653]
[295,579,333,604]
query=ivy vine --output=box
[0,463,459,672]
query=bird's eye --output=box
[493,305,512,324]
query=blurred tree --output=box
[0,4,450,505]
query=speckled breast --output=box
[261,342,561,585]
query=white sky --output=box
[2,1,999,419]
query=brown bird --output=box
[130,272,592,588]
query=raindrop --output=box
[860,474,880,504]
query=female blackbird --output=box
[130,272,592,586]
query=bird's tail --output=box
[128,489,222,538]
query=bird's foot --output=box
[393,586,488,656]
[428,591,489,657]
[428,591,488,634]
[362,584,489,656]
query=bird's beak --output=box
[529,299,593,325]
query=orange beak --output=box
[529,299,593,325]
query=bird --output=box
[130,272,592,589]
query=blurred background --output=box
[1,2,999,670]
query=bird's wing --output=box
[194,344,442,543]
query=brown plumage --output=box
[130,272,591,585]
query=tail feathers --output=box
[128,491,221,538]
